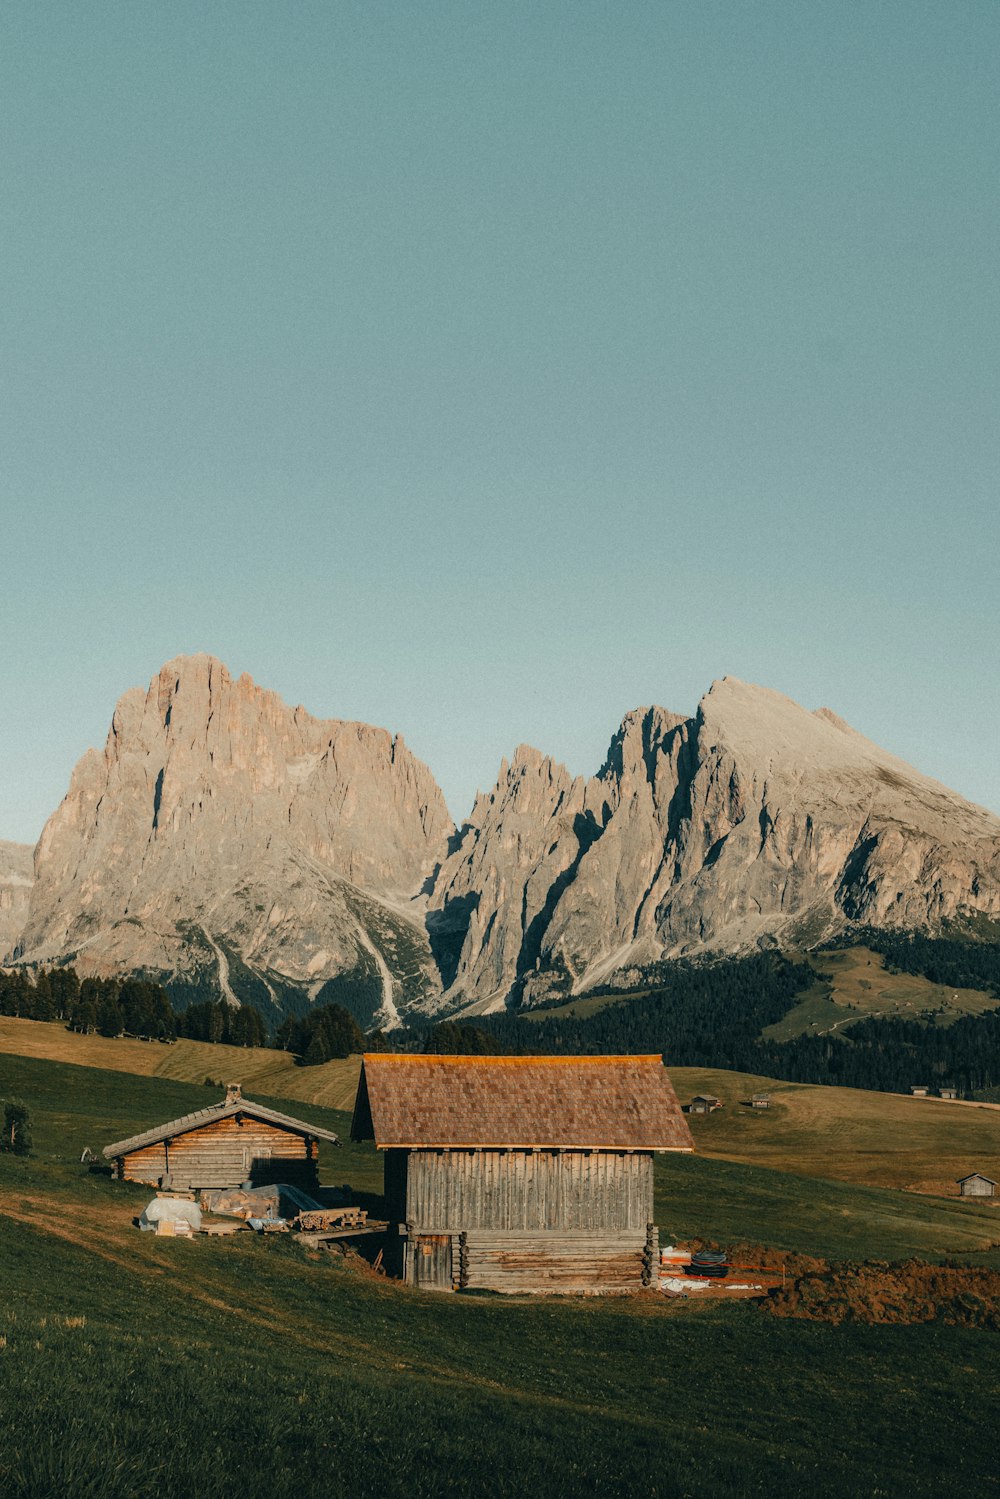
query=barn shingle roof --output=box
[103,1097,340,1158]
[351,1054,693,1151]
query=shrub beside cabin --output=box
[351,1053,693,1293]
[102,1085,340,1192]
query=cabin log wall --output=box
[119,1116,318,1190]
[116,1142,168,1181]
[961,1178,996,1197]
[461,1231,647,1293]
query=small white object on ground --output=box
[139,1197,203,1233]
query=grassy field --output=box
[5,1016,1000,1195]
[671,1065,1000,1194]
[6,1033,1000,1493]
[0,1015,361,1109]
[762,946,998,1040]
[3,1052,1000,1495]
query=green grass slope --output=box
[762,946,999,1040]
[3,1052,1000,1496]
[672,1065,1000,1193]
[5,1050,998,1265]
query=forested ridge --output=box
[466,934,1000,1096]
[3,930,1000,1095]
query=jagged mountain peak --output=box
[599,705,687,784]
[19,656,454,1026]
[427,678,1000,1013]
[9,665,1000,1020]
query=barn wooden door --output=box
[409,1234,452,1290]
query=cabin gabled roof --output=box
[103,1097,340,1159]
[957,1173,997,1186]
[351,1054,693,1151]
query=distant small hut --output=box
[686,1095,723,1115]
[750,1093,771,1110]
[939,1087,958,1100]
[103,1084,340,1192]
[910,1086,929,1097]
[351,1053,693,1293]
[957,1174,997,1199]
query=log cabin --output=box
[103,1085,340,1192]
[957,1173,997,1198]
[686,1094,722,1115]
[351,1053,693,1293]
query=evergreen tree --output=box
[303,1028,331,1066]
[96,996,123,1038]
[1,1099,31,1155]
[50,966,80,1021]
[229,1007,266,1048]
[319,1005,364,1059]
[31,971,54,1022]
[364,1028,394,1053]
[73,998,97,1034]
[423,1021,500,1055]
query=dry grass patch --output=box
[671,1065,1000,1192]
[0,1016,361,1109]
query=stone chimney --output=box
[225,1083,242,1105]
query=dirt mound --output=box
[766,1259,1000,1327]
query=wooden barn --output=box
[957,1173,997,1199]
[103,1085,340,1192]
[351,1053,693,1294]
[686,1094,722,1115]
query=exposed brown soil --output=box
[765,1258,1000,1327]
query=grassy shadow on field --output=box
[3,1212,1000,1499]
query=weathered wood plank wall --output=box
[404,1149,653,1233]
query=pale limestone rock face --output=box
[19,656,453,1023]
[14,665,1000,1020]
[425,746,604,1012]
[0,841,34,960]
[429,679,1000,1011]
[641,679,1000,958]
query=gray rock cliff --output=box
[0,841,34,961]
[12,666,1000,1020]
[17,655,453,1024]
[428,679,1000,1012]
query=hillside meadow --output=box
[0,1014,361,1110]
[3,1046,1000,1495]
[761,946,999,1041]
[671,1066,1000,1194]
[4,1015,1000,1194]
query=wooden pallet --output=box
[308,1222,387,1245]
[295,1207,368,1232]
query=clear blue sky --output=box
[1,1,997,843]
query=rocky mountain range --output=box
[7,655,1000,1026]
